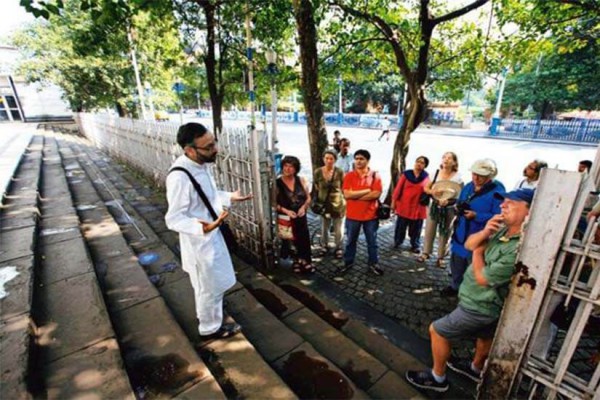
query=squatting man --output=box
[406,188,534,392]
[165,123,252,340]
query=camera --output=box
[456,201,472,215]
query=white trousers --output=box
[188,269,225,336]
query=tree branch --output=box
[432,0,490,26]
[321,37,388,62]
[329,0,412,78]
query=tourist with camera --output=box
[440,159,505,297]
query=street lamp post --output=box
[265,49,279,154]
[337,75,343,125]
[491,67,508,135]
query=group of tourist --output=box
[163,122,584,394]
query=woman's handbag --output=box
[377,200,391,220]
[169,167,238,252]
[419,169,439,206]
[277,214,294,240]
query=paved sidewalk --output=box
[306,214,458,341]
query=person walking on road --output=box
[340,149,384,276]
[391,156,430,253]
[165,123,252,340]
[312,150,346,259]
[405,189,535,393]
[418,152,463,267]
[378,116,391,141]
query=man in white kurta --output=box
[165,123,251,338]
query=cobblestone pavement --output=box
[306,213,458,340]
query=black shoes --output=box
[440,286,458,297]
[368,264,384,276]
[199,323,242,341]
[338,263,353,274]
[447,358,482,383]
[405,370,449,392]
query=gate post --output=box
[477,169,582,399]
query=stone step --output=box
[33,132,134,399]
[59,133,298,399]
[53,131,225,399]
[0,134,42,400]
[62,131,436,399]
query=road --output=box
[175,114,597,193]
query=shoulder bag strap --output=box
[169,166,219,221]
[432,169,440,184]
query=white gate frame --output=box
[75,113,273,265]
[479,149,600,399]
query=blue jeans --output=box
[344,218,379,266]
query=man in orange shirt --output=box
[340,149,384,275]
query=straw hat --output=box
[431,180,463,201]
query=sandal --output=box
[417,254,430,263]
[292,261,303,274]
[303,263,316,274]
[335,249,343,259]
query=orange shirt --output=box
[343,169,382,221]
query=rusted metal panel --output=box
[478,169,583,399]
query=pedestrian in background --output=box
[312,150,346,259]
[441,159,505,297]
[418,152,463,267]
[391,156,430,253]
[340,149,384,276]
[378,116,391,141]
[276,155,314,274]
[515,159,547,189]
[335,138,354,174]
[165,123,252,340]
[332,130,342,153]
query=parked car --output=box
[155,111,170,121]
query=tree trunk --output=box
[293,0,328,171]
[199,1,223,135]
[385,80,427,203]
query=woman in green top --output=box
[312,150,346,258]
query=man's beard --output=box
[198,152,217,163]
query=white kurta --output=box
[165,155,235,334]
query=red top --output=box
[343,169,382,221]
[392,172,429,220]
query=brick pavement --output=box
[307,214,458,340]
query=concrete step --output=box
[33,132,134,399]
[52,131,225,399]
[0,134,42,400]
[59,132,298,399]
[61,131,438,399]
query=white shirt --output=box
[336,152,354,174]
[165,155,235,294]
[514,178,538,189]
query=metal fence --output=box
[492,118,600,144]
[479,153,600,399]
[197,109,403,130]
[75,113,273,265]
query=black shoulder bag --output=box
[419,169,439,206]
[372,171,391,220]
[169,167,238,252]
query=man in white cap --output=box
[406,188,535,392]
[441,159,505,297]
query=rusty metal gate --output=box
[479,152,600,399]
[75,113,274,265]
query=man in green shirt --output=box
[406,188,535,393]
